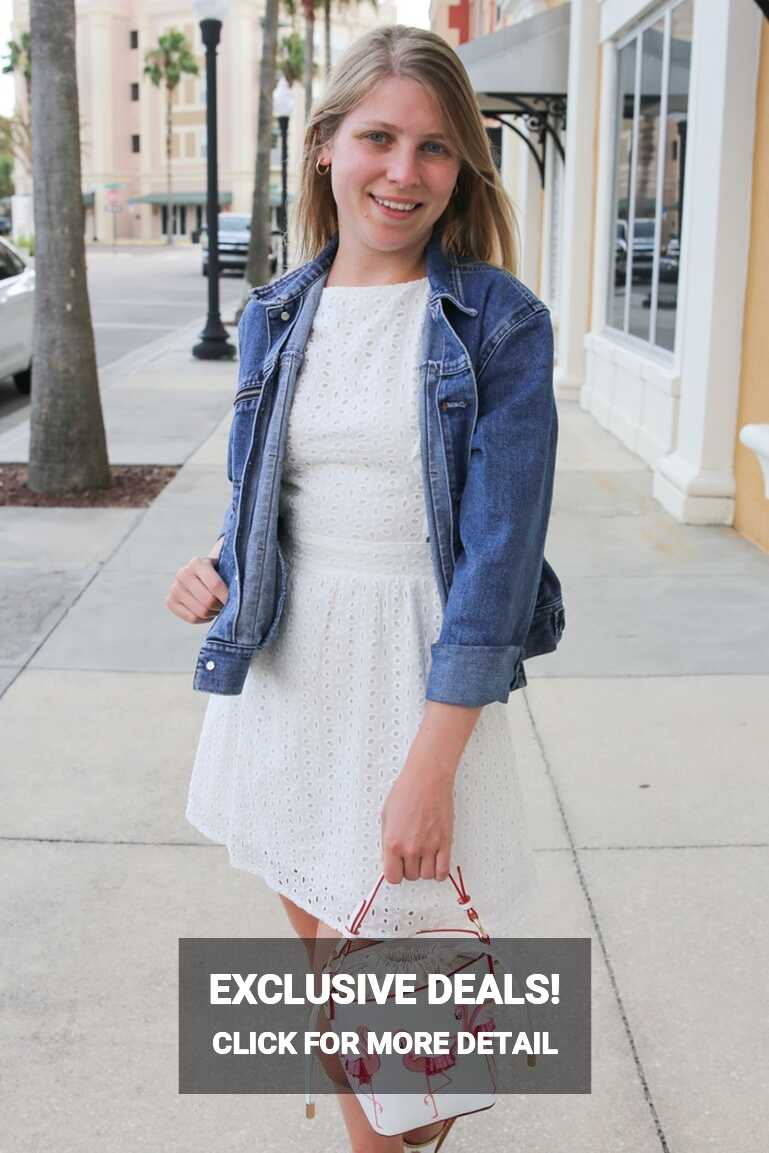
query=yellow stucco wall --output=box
[734,21,769,554]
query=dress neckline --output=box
[322,276,429,292]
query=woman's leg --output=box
[314,918,404,1153]
[281,897,444,1148]
[277,892,319,963]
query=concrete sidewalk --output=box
[1,322,768,1152]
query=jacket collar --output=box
[249,220,478,317]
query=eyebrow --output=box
[357,120,451,142]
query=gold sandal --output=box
[402,1116,457,1153]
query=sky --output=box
[0,0,429,119]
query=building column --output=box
[223,0,255,214]
[554,0,601,400]
[86,10,116,245]
[137,15,153,240]
[520,142,543,296]
[653,0,762,524]
[538,132,558,315]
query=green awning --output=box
[127,189,293,209]
[127,191,233,206]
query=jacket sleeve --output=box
[215,298,265,543]
[425,305,557,707]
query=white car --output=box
[0,237,34,394]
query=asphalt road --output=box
[0,243,245,427]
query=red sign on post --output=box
[104,182,127,214]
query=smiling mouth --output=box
[369,193,422,214]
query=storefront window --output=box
[608,39,636,331]
[607,0,693,352]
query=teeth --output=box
[372,195,418,212]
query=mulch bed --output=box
[0,463,179,508]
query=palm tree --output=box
[321,0,334,77]
[301,0,316,118]
[241,0,280,306]
[143,29,198,246]
[2,33,31,101]
[278,29,304,86]
[2,33,33,175]
[27,0,109,494]
[239,12,306,316]
[319,0,378,81]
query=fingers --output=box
[382,847,403,886]
[195,557,230,606]
[165,556,230,624]
[185,568,225,614]
[435,846,451,883]
[383,846,451,885]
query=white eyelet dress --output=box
[185,276,535,938]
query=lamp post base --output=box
[193,316,236,360]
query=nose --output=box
[385,143,420,190]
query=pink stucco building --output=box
[10,0,395,243]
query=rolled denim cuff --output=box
[193,641,253,694]
[425,642,527,707]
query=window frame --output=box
[606,0,692,357]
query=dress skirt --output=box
[186,276,535,938]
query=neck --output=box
[324,226,429,288]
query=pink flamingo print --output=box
[344,1025,384,1127]
[402,1035,458,1118]
[454,1003,498,1090]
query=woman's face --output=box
[319,75,462,268]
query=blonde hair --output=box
[295,24,519,273]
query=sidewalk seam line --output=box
[0,505,161,702]
[522,688,672,1153]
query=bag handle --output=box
[346,864,490,942]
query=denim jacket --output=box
[193,221,565,705]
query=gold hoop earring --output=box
[315,158,330,176]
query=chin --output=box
[362,212,435,243]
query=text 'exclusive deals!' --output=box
[179,939,591,1094]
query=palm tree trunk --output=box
[324,0,331,79]
[303,0,315,119]
[27,0,109,494]
[240,0,279,312]
[166,85,174,246]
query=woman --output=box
[166,24,564,1153]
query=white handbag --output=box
[304,867,534,1137]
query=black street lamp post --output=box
[273,76,294,274]
[193,1,235,361]
[278,113,288,273]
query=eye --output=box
[422,141,449,155]
[365,131,389,144]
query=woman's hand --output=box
[165,543,229,624]
[380,701,482,884]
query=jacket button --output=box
[205,659,216,671]
[280,310,290,321]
